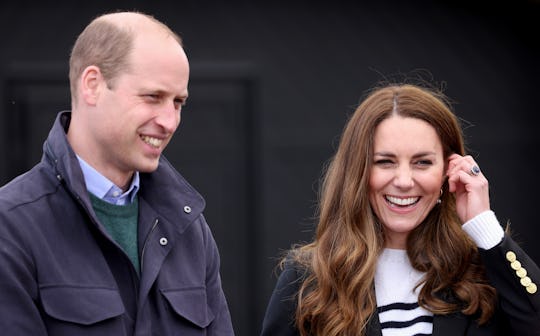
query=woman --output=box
[260,84,540,336]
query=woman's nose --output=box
[393,166,414,189]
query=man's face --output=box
[89,32,189,182]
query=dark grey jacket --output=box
[0,112,234,335]
[261,236,540,335]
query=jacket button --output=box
[159,237,168,246]
[526,283,538,294]
[516,267,527,278]
[183,206,192,214]
[520,277,532,287]
[510,260,522,270]
[506,251,517,262]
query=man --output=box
[0,11,234,335]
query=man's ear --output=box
[80,65,104,106]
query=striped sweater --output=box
[375,248,433,336]
[373,211,504,336]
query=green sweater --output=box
[89,193,140,274]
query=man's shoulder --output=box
[0,162,58,211]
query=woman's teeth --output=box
[385,195,419,206]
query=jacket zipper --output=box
[140,218,159,272]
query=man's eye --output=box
[145,94,160,101]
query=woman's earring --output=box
[437,189,443,204]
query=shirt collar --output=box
[76,155,140,205]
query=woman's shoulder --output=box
[271,250,312,293]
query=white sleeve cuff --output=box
[462,210,504,250]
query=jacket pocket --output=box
[161,287,215,328]
[40,285,125,325]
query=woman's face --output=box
[369,115,445,249]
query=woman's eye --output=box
[416,160,432,166]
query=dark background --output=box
[1,0,539,335]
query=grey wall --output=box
[1,0,539,335]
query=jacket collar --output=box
[138,158,205,234]
[43,111,205,233]
[43,111,88,198]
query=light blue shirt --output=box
[76,156,140,205]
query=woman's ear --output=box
[443,154,452,178]
[79,65,103,106]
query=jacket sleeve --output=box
[480,235,540,334]
[200,215,235,335]
[260,259,302,336]
[0,235,48,335]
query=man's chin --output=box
[138,159,161,173]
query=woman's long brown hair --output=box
[290,84,496,336]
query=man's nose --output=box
[156,101,180,133]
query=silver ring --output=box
[470,165,481,176]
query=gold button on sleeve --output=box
[511,260,522,270]
[526,283,538,294]
[521,277,532,287]
[516,267,527,278]
[506,251,517,262]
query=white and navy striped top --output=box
[373,211,505,336]
[375,248,433,336]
